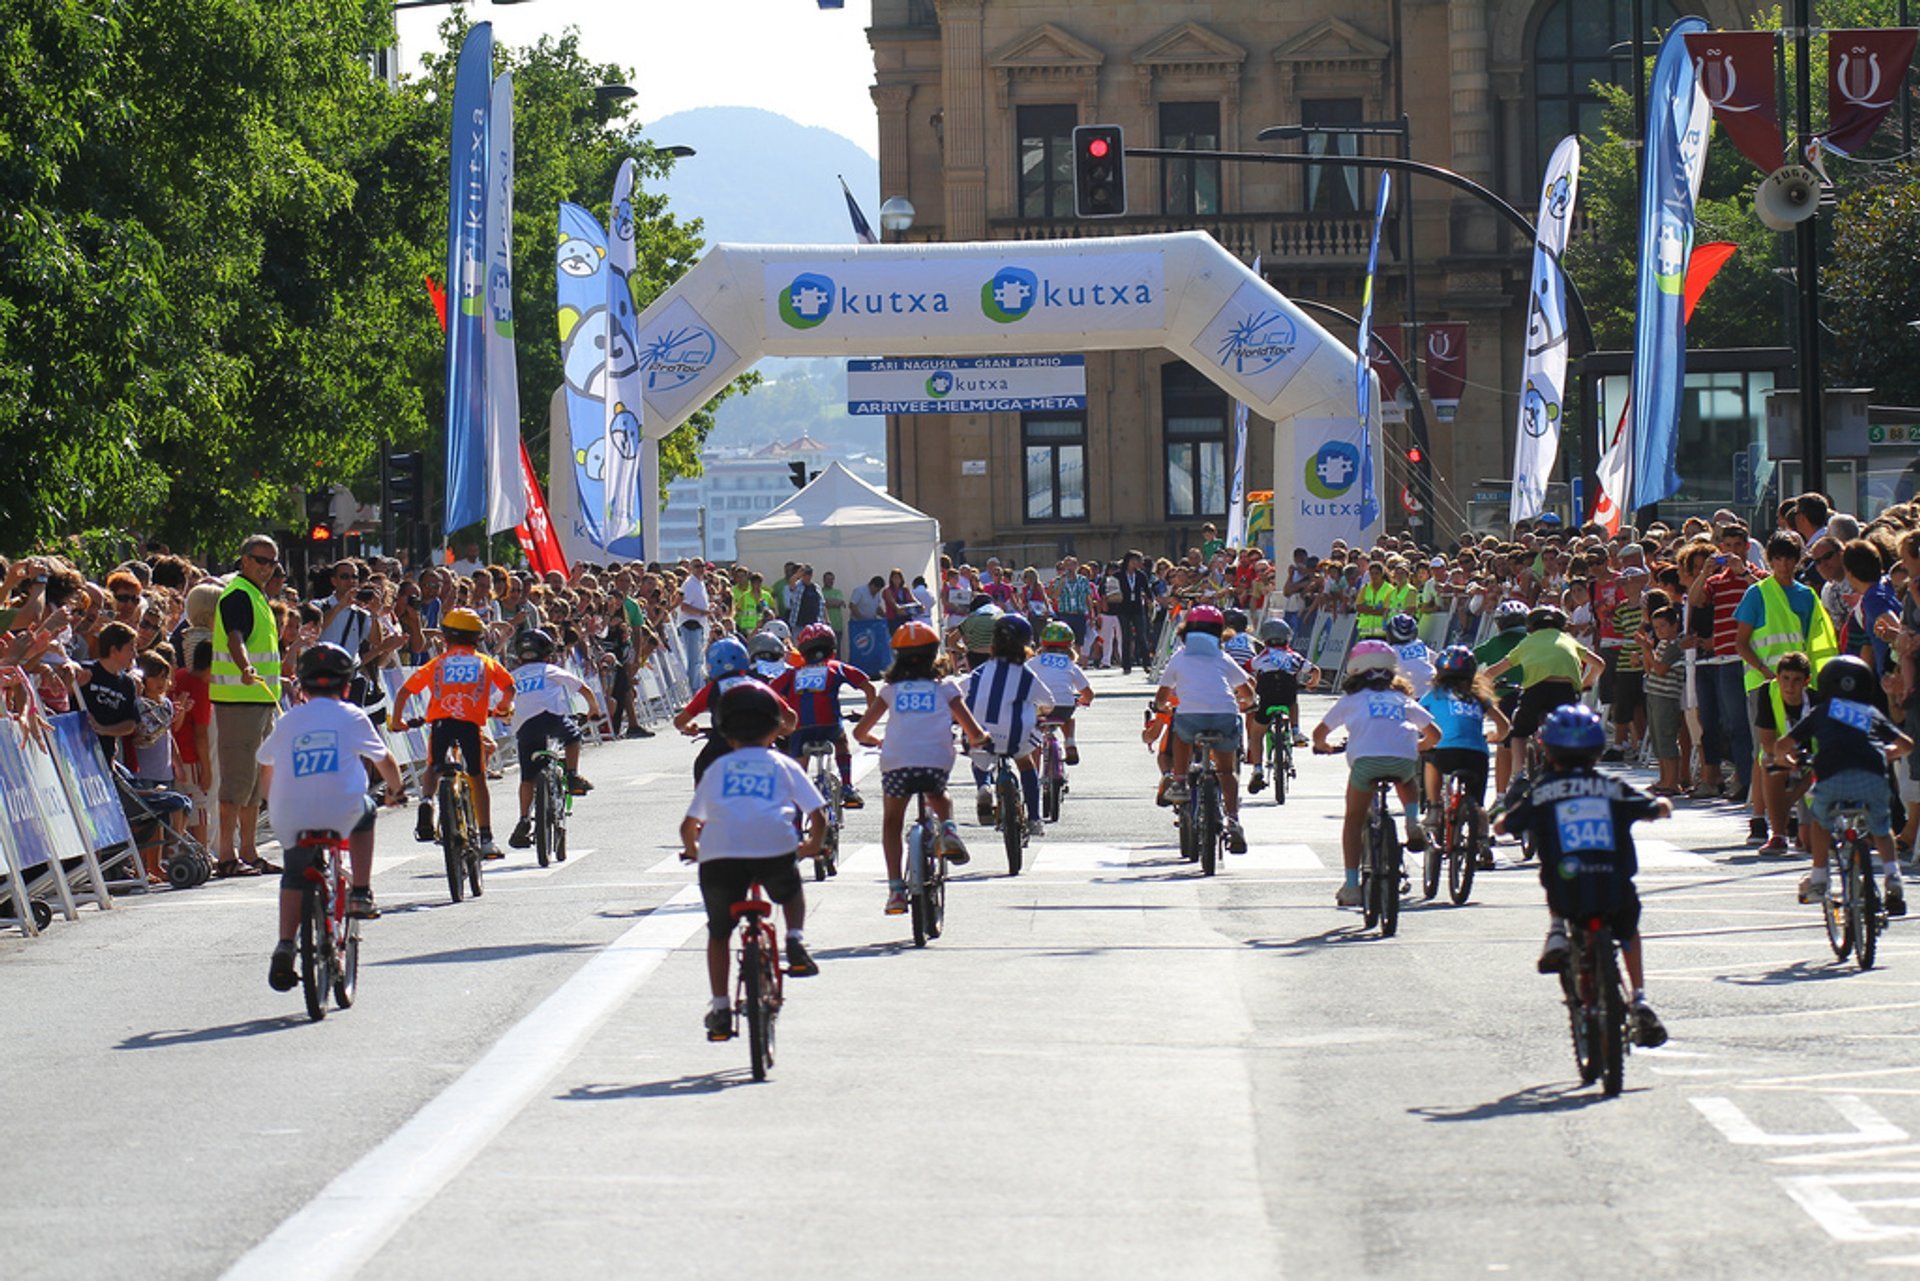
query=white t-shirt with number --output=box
[509,661,587,726]
[1157,649,1251,715]
[877,677,967,771]
[256,697,388,840]
[1317,689,1435,761]
[685,746,825,861]
[1030,650,1090,708]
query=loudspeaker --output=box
[1755,165,1820,231]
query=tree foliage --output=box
[0,1,737,558]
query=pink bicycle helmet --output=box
[1346,639,1399,674]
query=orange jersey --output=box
[399,648,514,724]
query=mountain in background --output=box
[649,106,886,459]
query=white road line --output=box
[485,848,599,880]
[1636,838,1721,869]
[221,889,707,1281]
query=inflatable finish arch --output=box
[626,231,1375,557]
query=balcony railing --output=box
[985,211,1399,265]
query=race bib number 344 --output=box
[1555,797,1615,852]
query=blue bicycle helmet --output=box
[1538,704,1607,761]
[992,612,1034,650]
[706,636,750,680]
[1436,645,1477,679]
[1385,613,1419,644]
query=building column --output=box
[936,0,988,240]
[872,83,914,205]
[1446,0,1496,254]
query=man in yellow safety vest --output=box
[208,534,285,877]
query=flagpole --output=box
[1793,0,1825,490]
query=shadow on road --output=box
[1409,1081,1629,1122]
[560,1070,757,1101]
[813,940,914,961]
[1243,921,1379,950]
[373,941,602,966]
[1715,957,1864,986]
[116,1016,308,1049]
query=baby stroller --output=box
[112,761,215,889]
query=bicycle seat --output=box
[1193,731,1235,748]
[294,830,348,847]
[729,898,773,920]
[799,741,836,758]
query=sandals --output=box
[215,860,263,879]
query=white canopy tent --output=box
[733,463,941,617]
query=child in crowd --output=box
[1314,640,1438,906]
[681,679,824,1044]
[128,652,188,885]
[1418,645,1510,862]
[1641,606,1686,795]
[171,638,214,848]
[1754,651,1816,856]
[851,620,989,915]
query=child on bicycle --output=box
[673,637,797,784]
[1156,605,1254,854]
[770,622,875,809]
[1483,604,1604,798]
[1312,639,1439,906]
[850,620,989,915]
[1031,620,1094,766]
[680,680,825,1044]
[1385,612,1436,698]
[1494,704,1670,1048]
[504,629,603,851]
[256,643,404,993]
[1774,654,1914,913]
[962,614,1056,836]
[1247,616,1318,794]
[391,607,514,859]
[1419,646,1511,861]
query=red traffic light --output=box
[1406,447,1424,465]
[1087,137,1110,159]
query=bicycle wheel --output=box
[1447,799,1478,906]
[908,833,930,948]
[999,772,1023,876]
[335,915,359,1010]
[467,822,485,898]
[1561,964,1597,1085]
[299,883,329,1022]
[1176,802,1197,862]
[1852,847,1878,971]
[534,764,553,869]
[743,934,771,1082]
[1198,778,1220,877]
[1378,822,1402,938]
[439,778,464,904]
[1273,735,1289,806]
[1824,860,1854,959]
[1421,804,1443,902]
[927,860,945,940]
[1360,816,1381,929]
[1597,930,1626,1096]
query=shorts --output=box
[516,711,581,777]
[1512,679,1580,738]
[786,725,848,759]
[1810,769,1896,838]
[1425,748,1489,803]
[279,796,376,892]
[1172,712,1242,748]
[1646,694,1682,760]
[882,766,949,798]
[1037,707,1075,728]
[1603,650,1645,725]
[429,719,484,778]
[698,853,802,941]
[1543,878,1643,943]
[1900,768,1920,808]
[1350,755,1419,788]
[213,702,274,807]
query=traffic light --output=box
[304,487,334,542]
[1406,445,1424,466]
[387,451,423,522]
[789,461,809,490]
[1072,124,1127,219]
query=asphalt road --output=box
[8,668,1920,1279]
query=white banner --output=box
[1290,416,1385,551]
[1195,278,1316,406]
[483,72,526,535]
[545,386,602,569]
[634,295,739,427]
[765,253,1165,340]
[846,355,1085,414]
[603,158,646,548]
[1511,136,1580,526]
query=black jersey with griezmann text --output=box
[1502,766,1659,916]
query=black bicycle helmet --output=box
[1818,653,1876,703]
[513,628,556,662]
[715,679,784,742]
[1527,604,1568,633]
[1222,607,1251,635]
[297,641,355,695]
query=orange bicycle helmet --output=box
[892,620,939,649]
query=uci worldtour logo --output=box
[1217,309,1299,375]
[640,324,717,391]
[981,265,1154,325]
[1304,441,1361,501]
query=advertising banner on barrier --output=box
[47,713,133,853]
[22,723,87,863]
[846,355,1085,415]
[846,618,893,678]
[0,723,57,869]
[1290,416,1385,552]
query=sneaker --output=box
[1404,822,1426,853]
[508,817,533,850]
[1165,776,1190,804]
[938,822,971,865]
[1748,817,1769,844]
[1027,817,1046,839]
[786,938,819,977]
[1335,882,1362,907]
[268,941,298,992]
[976,786,995,826]
[1888,879,1908,917]
[1248,770,1266,795]
[1756,835,1790,856]
[1798,873,1829,905]
[480,836,505,861]
[1065,744,1080,766]
[625,726,655,739]
[415,801,435,843]
[1225,817,1247,854]
[1476,849,1497,870]
[705,1007,733,1041]
[1291,731,1309,748]
[1600,747,1626,763]
[348,888,379,921]
[1630,1000,1670,1049]
[567,772,593,796]
[1538,923,1569,974]
[884,888,909,915]
[840,785,864,811]
[1155,780,1171,807]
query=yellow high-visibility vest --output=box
[209,575,281,704]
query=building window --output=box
[1017,103,1076,220]
[1023,414,1087,522]
[1159,101,1221,215]
[1162,362,1228,518]
[1301,98,1363,213]
[1532,0,1681,177]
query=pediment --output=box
[989,23,1105,73]
[1131,21,1247,72]
[1271,18,1391,67]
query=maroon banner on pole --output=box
[1369,326,1406,407]
[1423,322,1468,423]
[1825,28,1919,156]
[1684,31,1785,173]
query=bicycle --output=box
[1254,706,1295,806]
[800,741,841,881]
[1423,769,1486,906]
[526,732,575,870]
[1183,730,1234,877]
[985,748,1029,876]
[727,883,784,1081]
[436,744,484,903]
[290,829,360,1022]
[1558,915,1631,1096]
[905,793,946,947]
[1039,719,1069,823]
[1360,774,1404,936]
[1822,801,1886,971]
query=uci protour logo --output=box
[1304,441,1360,500]
[640,324,718,392]
[780,272,837,329]
[982,264,1154,325]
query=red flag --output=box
[424,275,449,332]
[514,442,569,576]
[1369,326,1407,405]
[1684,31,1785,173]
[1423,322,1468,422]
[1825,29,1919,155]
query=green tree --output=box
[1827,171,1920,405]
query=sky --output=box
[396,0,880,158]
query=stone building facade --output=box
[866,0,1738,560]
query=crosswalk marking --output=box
[1635,838,1720,870]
